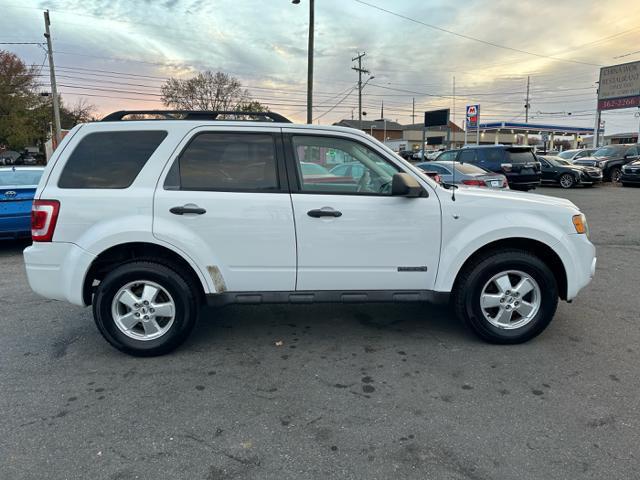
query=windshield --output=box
[300,163,331,175]
[546,157,572,167]
[557,150,576,159]
[0,169,43,186]
[594,146,623,158]
[453,163,488,174]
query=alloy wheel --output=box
[111,280,176,341]
[480,270,541,329]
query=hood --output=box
[446,184,578,211]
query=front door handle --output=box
[170,205,206,215]
[307,208,342,218]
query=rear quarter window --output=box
[58,131,167,189]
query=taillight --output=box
[31,200,60,242]
[462,179,486,187]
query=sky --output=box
[1,0,640,135]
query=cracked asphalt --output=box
[1,184,639,479]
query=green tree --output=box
[0,50,46,150]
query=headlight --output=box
[572,214,588,236]
[598,161,606,168]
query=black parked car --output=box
[621,160,640,187]
[538,155,602,188]
[436,145,541,191]
[573,144,639,183]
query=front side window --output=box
[172,133,278,191]
[59,131,167,189]
[292,136,399,195]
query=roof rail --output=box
[101,110,292,123]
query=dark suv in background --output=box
[573,144,639,183]
[436,145,541,191]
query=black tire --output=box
[452,249,558,344]
[609,167,622,183]
[559,173,575,189]
[93,261,199,356]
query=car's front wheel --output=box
[610,167,622,183]
[453,249,558,344]
[93,261,199,356]
[559,173,575,189]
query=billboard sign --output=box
[424,109,449,128]
[598,60,640,110]
[466,104,480,128]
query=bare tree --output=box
[62,98,97,126]
[161,71,266,112]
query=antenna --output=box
[451,149,456,201]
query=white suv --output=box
[24,110,596,356]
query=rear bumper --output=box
[0,215,31,238]
[23,242,96,306]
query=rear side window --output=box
[172,133,278,191]
[458,149,477,163]
[506,149,536,163]
[58,131,167,189]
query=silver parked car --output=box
[416,161,508,188]
[556,149,596,162]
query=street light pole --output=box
[293,0,314,124]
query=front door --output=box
[154,127,296,292]
[285,132,441,291]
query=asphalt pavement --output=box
[1,184,639,480]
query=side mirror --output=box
[391,173,424,197]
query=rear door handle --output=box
[307,208,342,218]
[170,205,206,215]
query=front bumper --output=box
[23,242,96,306]
[621,172,640,184]
[562,233,596,300]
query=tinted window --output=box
[292,136,398,195]
[626,146,638,156]
[458,150,477,163]
[505,149,536,163]
[423,164,450,175]
[0,169,43,186]
[594,146,623,157]
[482,149,504,166]
[59,131,167,188]
[176,133,278,191]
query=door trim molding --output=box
[206,289,449,307]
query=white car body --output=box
[24,121,595,310]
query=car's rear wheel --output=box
[559,173,575,189]
[610,167,622,183]
[453,249,558,344]
[93,261,199,356]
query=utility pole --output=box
[525,75,531,123]
[43,10,62,146]
[411,97,415,124]
[452,76,456,127]
[292,0,314,124]
[352,52,369,130]
[593,82,600,148]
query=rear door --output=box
[153,127,296,292]
[284,130,441,291]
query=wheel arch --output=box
[451,238,568,300]
[82,241,209,306]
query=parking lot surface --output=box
[1,185,639,480]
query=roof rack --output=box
[101,110,292,123]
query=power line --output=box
[353,0,603,67]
